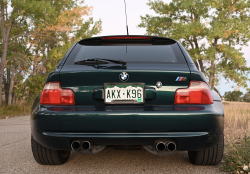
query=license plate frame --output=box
[104,83,145,104]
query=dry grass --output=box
[224,102,250,143]
[0,103,31,119]
[222,102,250,173]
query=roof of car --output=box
[78,35,176,45]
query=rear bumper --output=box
[31,102,224,151]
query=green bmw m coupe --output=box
[31,36,224,165]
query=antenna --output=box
[124,0,129,35]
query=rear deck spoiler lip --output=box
[78,35,176,45]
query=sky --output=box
[84,0,250,95]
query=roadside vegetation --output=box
[222,102,250,173]
[0,102,30,119]
[0,0,102,107]
[224,90,250,102]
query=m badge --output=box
[176,77,187,81]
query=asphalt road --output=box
[0,116,227,174]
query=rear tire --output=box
[31,135,70,165]
[188,135,224,165]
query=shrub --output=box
[0,103,31,119]
[221,134,250,174]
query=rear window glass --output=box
[64,43,186,65]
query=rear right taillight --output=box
[174,81,213,105]
[40,82,75,105]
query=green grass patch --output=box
[0,104,31,119]
[221,135,250,173]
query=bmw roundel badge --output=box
[119,72,129,82]
[156,81,162,88]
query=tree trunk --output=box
[3,65,11,105]
[187,38,200,70]
[0,43,8,106]
[209,38,218,89]
[8,64,16,106]
[16,83,23,105]
[3,70,10,105]
[209,60,215,88]
[3,75,8,105]
[198,60,205,74]
[15,93,19,105]
[0,3,14,106]
[12,93,16,105]
[17,82,26,105]
[194,60,199,70]
[193,36,205,74]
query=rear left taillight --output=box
[40,82,75,105]
[174,81,213,105]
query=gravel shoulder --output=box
[0,116,228,174]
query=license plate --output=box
[104,83,145,104]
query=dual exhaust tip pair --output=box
[156,142,176,152]
[71,140,92,151]
[72,140,176,152]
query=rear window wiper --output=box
[74,58,126,67]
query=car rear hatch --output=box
[59,36,190,105]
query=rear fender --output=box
[31,93,41,119]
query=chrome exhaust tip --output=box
[82,141,92,150]
[71,140,81,151]
[156,142,166,151]
[166,142,176,152]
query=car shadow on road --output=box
[62,147,226,174]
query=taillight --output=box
[40,82,75,105]
[174,81,213,105]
